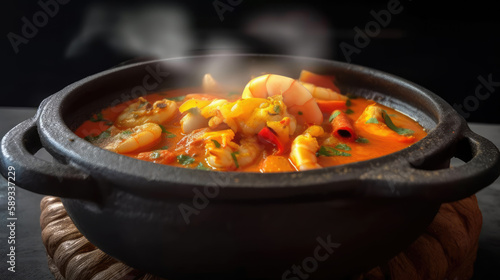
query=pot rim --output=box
[35,54,472,201]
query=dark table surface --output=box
[0,107,499,280]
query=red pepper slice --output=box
[258,127,285,155]
[316,100,347,114]
[330,110,357,142]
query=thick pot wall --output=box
[62,190,439,279]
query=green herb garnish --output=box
[167,96,186,102]
[195,162,210,170]
[159,124,168,133]
[345,109,354,115]
[298,111,303,115]
[317,146,351,157]
[157,145,169,150]
[231,152,239,168]
[121,130,133,135]
[346,93,358,99]
[355,137,369,144]
[84,129,111,143]
[159,124,176,138]
[177,154,195,165]
[273,105,281,113]
[211,139,221,148]
[346,99,352,107]
[335,143,352,151]
[329,111,341,122]
[382,111,414,136]
[365,117,379,124]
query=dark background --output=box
[2,0,499,123]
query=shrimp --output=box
[303,125,325,137]
[115,97,177,128]
[242,74,323,124]
[355,104,415,143]
[300,81,347,101]
[203,131,261,170]
[206,145,237,170]
[202,129,236,148]
[200,99,230,117]
[102,123,162,154]
[203,129,239,170]
[200,99,231,129]
[235,137,262,168]
[290,131,322,171]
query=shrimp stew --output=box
[75,70,427,172]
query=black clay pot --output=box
[1,54,499,280]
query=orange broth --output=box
[75,88,427,172]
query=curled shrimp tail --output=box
[242,74,323,125]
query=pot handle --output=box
[366,128,500,202]
[0,117,98,200]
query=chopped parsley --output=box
[84,129,111,143]
[355,137,370,144]
[231,152,239,168]
[346,99,352,107]
[345,109,354,115]
[382,111,414,136]
[298,111,303,115]
[211,139,221,148]
[158,124,168,133]
[121,130,133,135]
[329,111,341,122]
[177,154,195,165]
[317,146,351,157]
[159,124,176,138]
[273,105,281,113]
[195,162,210,170]
[365,117,379,124]
[335,143,352,151]
[157,145,169,150]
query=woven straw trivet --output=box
[40,195,482,280]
